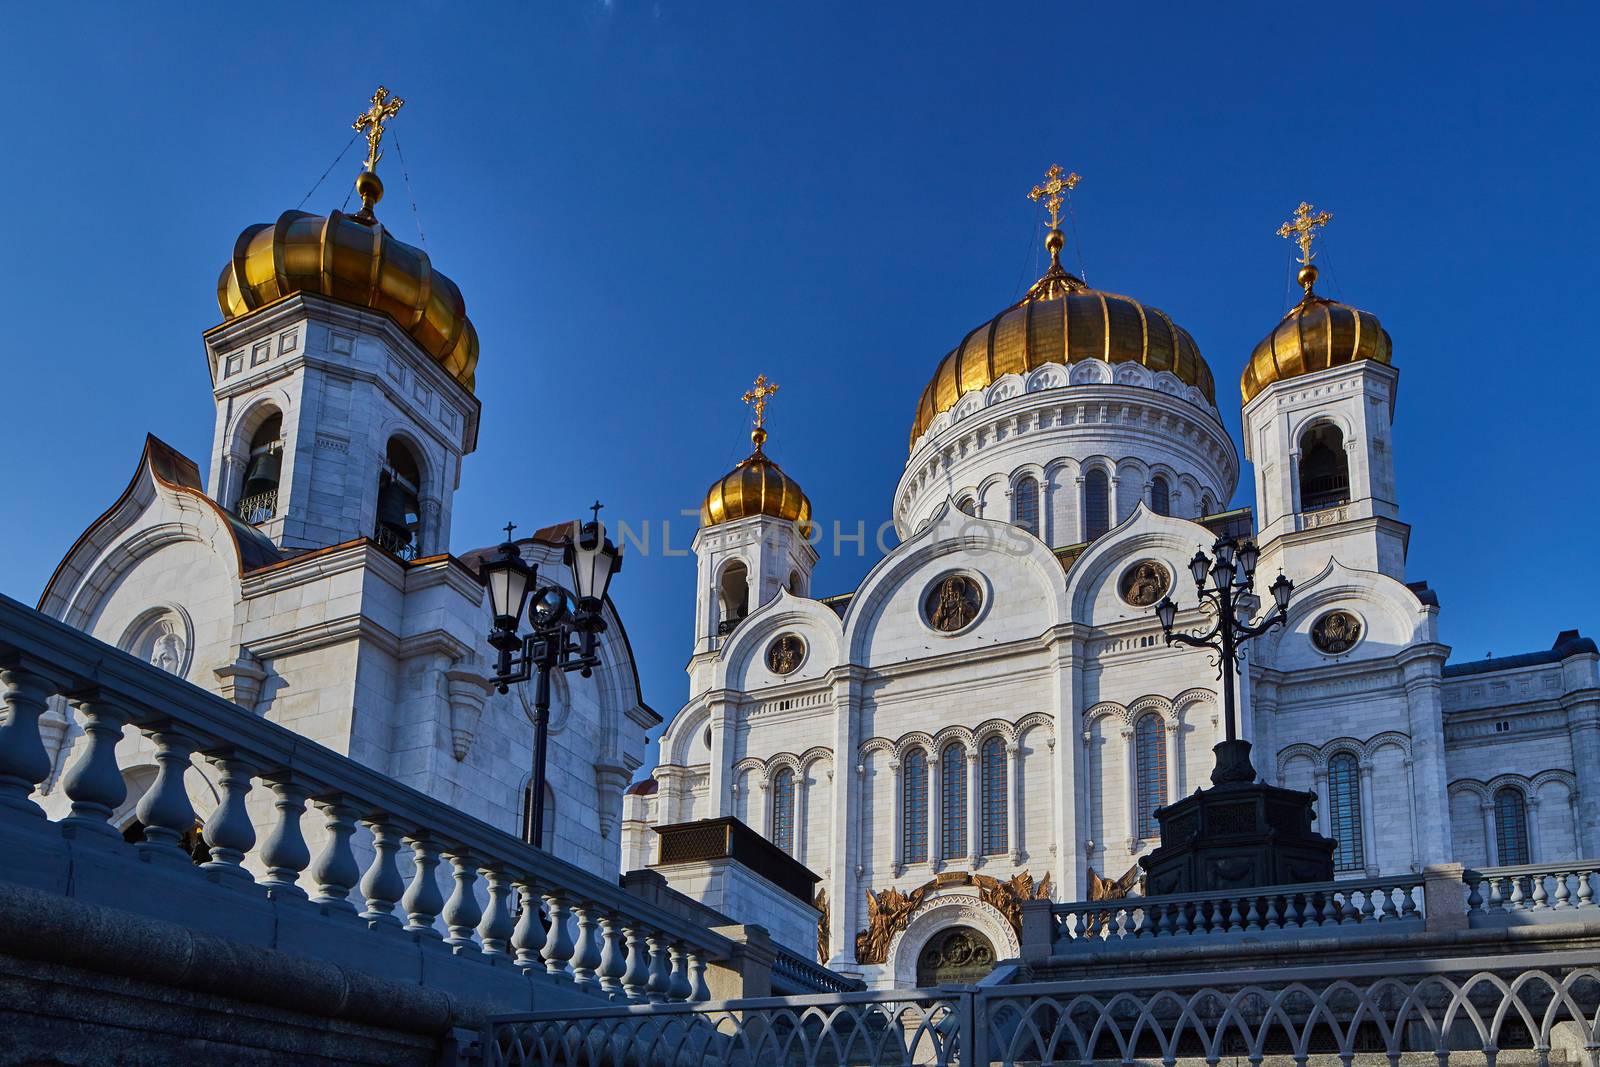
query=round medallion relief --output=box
[1119,560,1171,607]
[765,633,806,675]
[1311,610,1363,655]
[923,573,983,634]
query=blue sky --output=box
[2,3,1597,749]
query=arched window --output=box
[1200,492,1217,518]
[237,412,283,524]
[1495,786,1531,865]
[940,743,967,860]
[376,437,423,560]
[1013,477,1040,537]
[772,768,796,855]
[787,569,805,596]
[980,736,1008,855]
[902,749,929,864]
[956,496,976,516]
[1299,423,1350,512]
[1150,476,1171,517]
[1134,714,1167,839]
[717,561,750,634]
[1084,469,1111,541]
[1327,753,1366,872]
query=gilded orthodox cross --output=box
[353,86,405,170]
[1028,163,1081,229]
[742,374,780,430]
[1277,201,1332,265]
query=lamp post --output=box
[479,507,622,849]
[1154,535,1292,785]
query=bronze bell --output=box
[376,474,417,538]
[240,450,281,499]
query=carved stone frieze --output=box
[853,869,1051,965]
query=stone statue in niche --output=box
[927,574,982,632]
[151,630,185,675]
[766,633,805,675]
[1119,560,1171,607]
[1311,610,1362,654]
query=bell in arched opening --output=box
[374,437,423,560]
[236,413,283,525]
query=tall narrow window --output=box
[1150,476,1171,517]
[957,496,976,516]
[941,743,967,860]
[1013,477,1040,537]
[237,413,283,525]
[1084,469,1111,541]
[1298,423,1350,512]
[980,736,1008,855]
[376,437,423,560]
[772,768,796,855]
[1134,713,1168,839]
[1328,753,1366,872]
[902,749,929,864]
[1495,786,1531,865]
[1200,492,1217,518]
[717,561,750,635]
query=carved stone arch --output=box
[886,893,1020,989]
[227,389,293,465]
[1290,410,1357,453]
[1127,694,1176,725]
[1008,462,1048,488]
[1015,711,1055,740]
[1172,687,1216,724]
[1362,731,1412,761]
[976,472,1009,513]
[378,422,439,500]
[1078,454,1118,480]
[1531,768,1578,794]
[1026,364,1068,392]
[1483,773,1535,800]
[798,746,834,778]
[732,756,765,786]
[984,373,1025,406]
[932,725,976,757]
[1115,455,1152,482]
[765,752,802,784]
[1069,359,1111,386]
[1448,778,1490,802]
[894,731,935,763]
[973,718,1017,747]
[1321,737,1368,768]
[1277,743,1325,781]
[858,737,894,762]
[1085,701,1129,728]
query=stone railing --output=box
[1466,861,1600,922]
[770,945,864,995]
[0,591,731,1006]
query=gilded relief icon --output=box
[1311,610,1362,654]
[1120,560,1171,607]
[927,574,982,633]
[766,633,804,675]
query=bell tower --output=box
[690,377,817,670]
[203,87,480,557]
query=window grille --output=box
[902,749,928,864]
[980,736,1008,855]
[941,744,967,860]
[1013,478,1040,537]
[1134,714,1167,839]
[772,769,796,855]
[1328,753,1366,872]
[1495,786,1531,865]
[1151,476,1171,516]
[1085,470,1111,540]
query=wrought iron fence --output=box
[234,488,277,525]
[487,954,1600,1067]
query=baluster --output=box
[1531,872,1549,910]
[570,900,601,990]
[1264,895,1282,931]
[1372,887,1391,922]
[1401,884,1420,918]
[441,849,483,951]
[645,932,672,1002]
[1226,897,1244,932]
[1580,869,1595,908]
[667,942,692,1002]
[1357,889,1375,923]
[359,817,407,926]
[511,878,547,971]
[1487,875,1505,912]
[597,913,628,998]
[1145,903,1163,939]
[0,662,55,818]
[135,725,199,860]
[200,752,257,879]
[1553,870,1572,910]
[1244,896,1261,932]
[621,924,651,1002]
[477,866,516,957]
[309,796,361,911]
[1178,902,1195,936]
[60,693,129,837]
[688,950,710,1002]
[402,834,446,938]
[541,889,576,979]
[1466,875,1484,913]
[257,774,311,895]
[1508,875,1527,911]
[1320,892,1340,926]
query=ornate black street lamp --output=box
[479,507,622,849]
[1154,536,1292,784]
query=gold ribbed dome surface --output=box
[702,429,812,528]
[1241,268,1391,404]
[217,205,479,391]
[910,251,1214,450]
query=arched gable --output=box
[716,587,845,691]
[1063,502,1216,621]
[1257,558,1434,669]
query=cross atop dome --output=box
[1028,163,1080,231]
[354,86,405,171]
[1278,201,1333,295]
[742,374,780,451]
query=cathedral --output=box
[621,169,1600,987]
[29,90,657,876]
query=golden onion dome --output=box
[701,428,812,529]
[910,228,1214,450]
[216,169,480,391]
[1240,264,1391,404]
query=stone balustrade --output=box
[1465,860,1600,922]
[0,592,729,1005]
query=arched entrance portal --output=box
[915,926,996,986]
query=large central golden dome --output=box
[909,232,1214,450]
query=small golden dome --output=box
[909,234,1214,451]
[701,428,812,528]
[216,187,479,391]
[1240,266,1391,404]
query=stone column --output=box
[1251,673,1281,786]
[889,758,904,872]
[795,770,809,864]
[707,696,733,817]
[930,750,943,867]
[1163,722,1180,807]
[1482,800,1499,866]
[1526,796,1544,863]
[1399,646,1454,864]
[1122,726,1138,851]
[1565,698,1600,857]
[966,749,980,861]
[1050,628,1085,898]
[1006,743,1021,862]
[1312,768,1330,835]
[1403,757,1422,872]
[825,666,866,968]
[1358,763,1379,875]
[1072,477,1087,543]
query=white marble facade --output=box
[626,337,1600,987]
[31,292,657,877]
